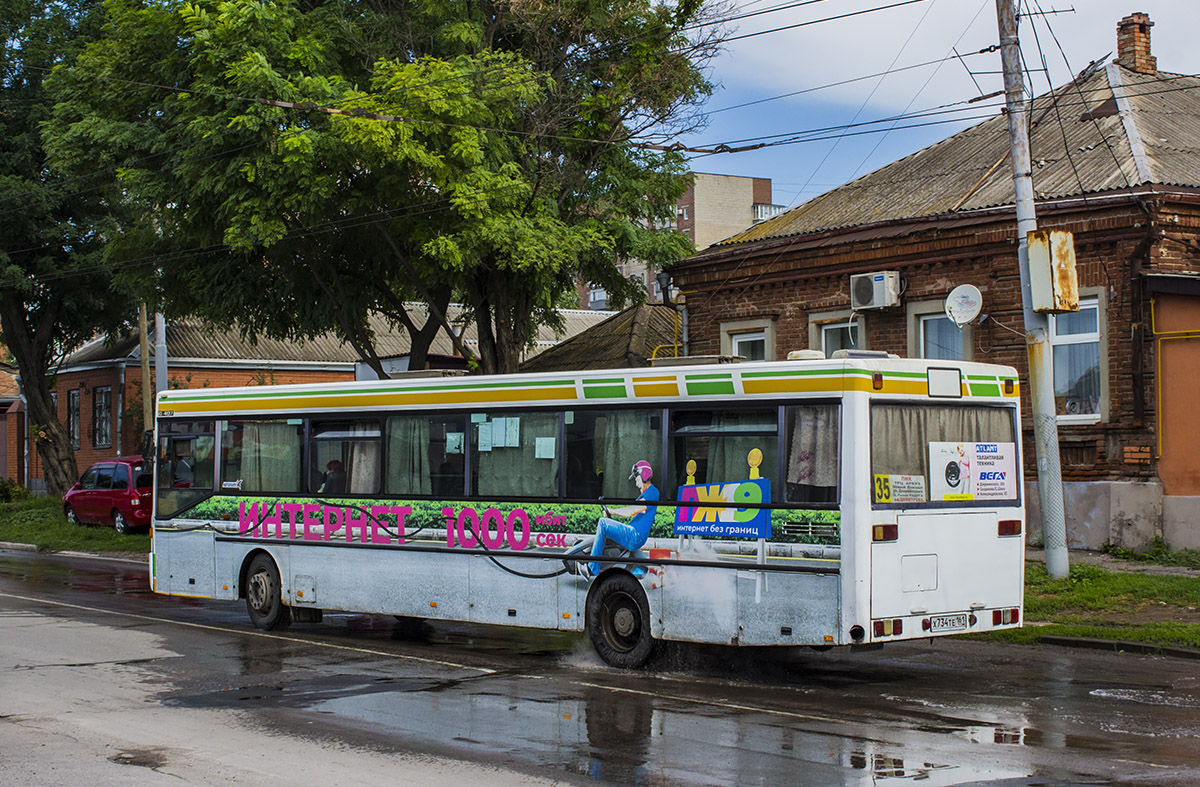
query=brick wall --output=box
[672,197,1200,484]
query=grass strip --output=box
[0,498,151,554]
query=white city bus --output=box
[150,353,1025,667]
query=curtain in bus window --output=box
[705,412,778,487]
[786,405,839,503]
[600,410,661,499]
[237,421,301,493]
[871,405,1013,484]
[349,422,381,493]
[473,412,559,498]
[386,416,432,496]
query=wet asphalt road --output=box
[2,549,1199,786]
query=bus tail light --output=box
[873,619,903,637]
[992,608,1020,625]
[872,373,884,390]
[997,520,1021,536]
[872,524,898,542]
[1004,379,1015,395]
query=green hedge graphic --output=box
[186,495,840,545]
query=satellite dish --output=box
[945,284,983,327]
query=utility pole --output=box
[138,304,152,432]
[155,312,168,400]
[996,0,1069,578]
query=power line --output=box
[721,0,930,44]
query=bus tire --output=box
[587,573,655,669]
[245,554,292,631]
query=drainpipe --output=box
[116,362,126,457]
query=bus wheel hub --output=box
[613,607,636,637]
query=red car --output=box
[63,457,153,534]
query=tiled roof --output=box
[520,303,681,372]
[702,64,1200,254]
[61,306,613,367]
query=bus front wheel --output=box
[587,573,655,668]
[245,554,292,631]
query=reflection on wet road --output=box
[4,551,1200,785]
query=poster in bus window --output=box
[673,449,772,538]
[928,442,1016,501]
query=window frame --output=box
[720,317,776,361]
[92,385,113,448]
[906,299,973,361]
[67,389,81,450]
[1049,292,1106,424]
[809,309,864,358]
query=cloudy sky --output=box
[676,0,1198,207]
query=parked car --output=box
[63,457,153,534]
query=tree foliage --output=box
[1,0,137,496]
[47,0,717,373]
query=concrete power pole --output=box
[138,304,152,432]
[996,0,1069,578]
[155,312,168,400]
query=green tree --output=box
[46,0,714,375]
[1,0,136,496]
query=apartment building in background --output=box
[580,172,785,310]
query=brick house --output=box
[668,13,1200,550]
[11,308,611,491]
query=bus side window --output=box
[668,409,779,499]
[385,414,466,497]
[785,405,839,504]
[564,409,661,501]
[310,420,381,496]
[219,420,301,494]
[470,411,560,499]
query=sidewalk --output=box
[1025,546,1200,578]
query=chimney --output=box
[1116,12,1156,74]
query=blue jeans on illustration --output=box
[589,518,645,575]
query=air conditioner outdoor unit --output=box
[849,271,900,310]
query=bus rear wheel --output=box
[245,554,291,631]
[587,573,655,668]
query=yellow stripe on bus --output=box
[633,383,680,397]
[161,386,580,414]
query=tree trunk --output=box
[469,264,532,375]
[0,294,79,498]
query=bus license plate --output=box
[931,614,968,632]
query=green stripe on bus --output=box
[583,384,627,399]
[686,380,736,396]
[685,373,733,380]
[970,382,1001,396]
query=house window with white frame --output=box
[919,314,964,360]
[1050,296,1101,419]
[93,386,112,448]
[821,322,858,357]
[731,331,766,362]
[67,389,81,450]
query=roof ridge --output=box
[1106,62,1153,184]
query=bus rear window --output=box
[870,404,1017,506]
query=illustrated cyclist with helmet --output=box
[583,459,659,578]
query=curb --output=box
[1040,634,1200,660]
[0,541,38,552]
